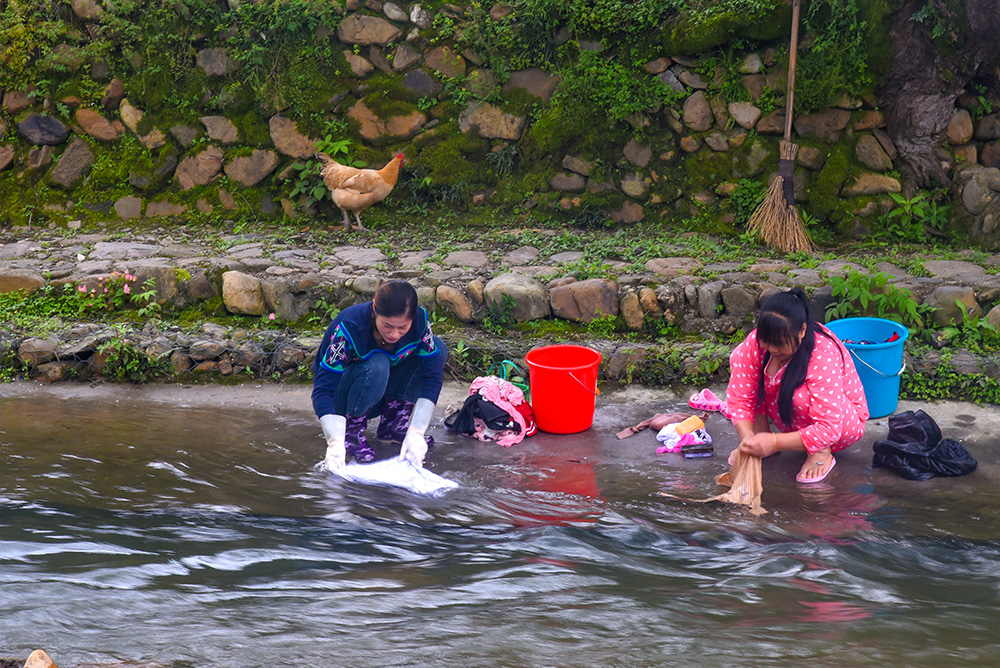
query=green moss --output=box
[666,1,789,55]
[498,87,545,117]
[515,318,584,338]
[684,149,731,192]
[523,102,629,165]
[494,165,553,205]
[408,123,488,186]
[809,145,854,223]
[78,136,157,203]
[360,75,422,120]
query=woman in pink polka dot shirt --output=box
[726,288,869,483]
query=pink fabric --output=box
[726,325,869,454]
[469,376,529,447]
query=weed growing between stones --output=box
[903,366,1000,405]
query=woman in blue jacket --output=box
[312,281,447,471]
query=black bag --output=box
[444,394,519,436]
[872,410,977,480]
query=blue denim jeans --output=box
[332,338,442,418]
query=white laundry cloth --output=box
[335,457,459,496]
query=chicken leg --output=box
[339,208,366,232]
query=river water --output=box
[2,385,999,667]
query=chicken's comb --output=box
[396,152,405,160]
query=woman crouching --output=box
[312,280,447,472]
[727,288,869,483]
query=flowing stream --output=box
[2,386,999,667]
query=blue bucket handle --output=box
[847,348,906,378]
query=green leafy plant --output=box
[484,144,520,177]
[933,301,1000,354]
[586,314,619,338]
[731,178,766,227]
[554,49,685,128]
[826,269,932,330]
[75,272,156,315]
[910,1,961,43]
[884,192,931,242]
[288,135,366,207]
[0,283,87,332]
[97,330,172,383]
[795,0,874,113]
[483,294,517,335]
[698,43,751,104]
[969,84,995,121]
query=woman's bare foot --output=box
[796,449,835,483]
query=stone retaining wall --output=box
[2,2,1000,245]
[3,231,999,387]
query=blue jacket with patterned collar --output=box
[311,301,444,418]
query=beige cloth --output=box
[660,448,766,515]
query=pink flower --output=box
[123,285,131,294]
[78,285,87,292]
[268,313,275,320]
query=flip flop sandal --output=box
[719,401,732,420]
[688,388,723,412]
[796,456,837,484]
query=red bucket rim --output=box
[524,344,602,372]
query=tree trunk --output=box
[881,0,1000,194]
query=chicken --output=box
[317,152,405,231]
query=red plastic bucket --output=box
[524,345,602,434]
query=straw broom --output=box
[746,0,813,253]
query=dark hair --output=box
[756,288,837,426]
[373,280,418,320]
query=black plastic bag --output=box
[872,410,977,480]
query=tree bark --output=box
[881,0,1000,194]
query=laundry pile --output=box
[841,331,901,345]
[655,415,713,457]
[445,375,536,447]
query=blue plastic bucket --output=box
[825,317,909,419]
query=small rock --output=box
[683,91,712,132]
[483,273,550,322]
[436,285,474,322]
[644,257,702,277]
[728,101,761,130]
[842,173,901,197]
[549,278,619,323]
[856,134,893,172]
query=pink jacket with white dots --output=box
[726,325,870,454]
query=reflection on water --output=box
[2,393,999,667]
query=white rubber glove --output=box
[398,398,433,468]
[320,414,347,474]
